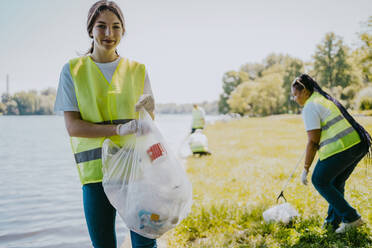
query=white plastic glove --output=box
[116,120,137,136]
[135,94,154,113]
[135,120,152,136]
[116,120,152,136]
[301,169,308,185]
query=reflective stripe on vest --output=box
[192,108,204,128]
[75,147,102,164]
[319,126,355,148]
[69,56,145,184]
[321,115,344,131]
[305,92,361,160]
[74,119,134,164]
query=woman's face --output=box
[91,10,123,53]
[291,86,309,106]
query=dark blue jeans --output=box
[311,142,367,228]
[83,183,157,248]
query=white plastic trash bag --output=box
[188,130,209,150]
[262,203,299,224]
[102,109,193,239]
[178,134,192,158]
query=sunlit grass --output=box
[164,115,372,247]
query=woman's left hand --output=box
[135,94,154,113]
[301,169,308,185]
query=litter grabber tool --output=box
[262,150,306,224]
[276,150,306,203]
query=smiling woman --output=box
[86,0,125,62]
[53,1,156,248]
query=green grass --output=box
[164,115,372,247]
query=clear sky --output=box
[0,0,371,104]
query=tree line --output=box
[156,101,218,115]
[1,17,370,116]
[219,17,372,116]
[0,88,56,115]
[0,87,219,115]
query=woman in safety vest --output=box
[188,129,211,156]
[54,1,157,247]
[291,74,371,233]
[191,104,205,133]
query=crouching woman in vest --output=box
[54,1,157,247]
[188,129,211,156]
[291,74,371,233]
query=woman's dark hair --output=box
[86,0,125,54]
[292,74,372,159]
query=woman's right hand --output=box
[116,120,152,136]
[116,120,138,136]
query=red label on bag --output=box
[147,143,166,162]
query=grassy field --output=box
[164,115,372,247]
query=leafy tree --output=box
[13,90,39,115]
[0,102,6,114]
[37,94,55,115]
[283,58,304,113]
[1,93,11,104]
[218,94,230,115]
[228,73,285,116]
[226,82,254,115]
[313,32,354,88]
[36,87,56,114]
[355,86,372,110]
[218,70,249,114]
[260,55,304,114]
[359,34,372,82]
[353,16,372,83]
[221,53,306,115]
[262,53,288,70]
[239,63,265,80]
[6,100,19,115]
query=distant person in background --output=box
[188,129,211,156]
[291,74,371,233]
[54,1,156,247]
[191,104,205,133]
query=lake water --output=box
[0,114,221,248]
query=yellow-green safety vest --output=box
[69,56,145,185]
[305,92,361,161]
[192,108,204,129]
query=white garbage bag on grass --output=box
[102,109,193,239]
[262,203,299,224]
